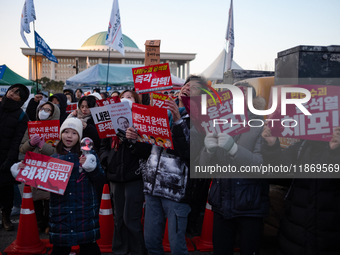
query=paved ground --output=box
[0,184,280,255]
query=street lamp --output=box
[67,59,79,74]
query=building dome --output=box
[79,31,142,52]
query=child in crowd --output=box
[11,118,106,255]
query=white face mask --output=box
[120,98,133,109]
[39,110,50,120]
[67,100,71,105]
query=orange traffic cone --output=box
[97,184,114,253]
[4,185,46,255]
[191,191,214,251]
[162,219,195,252]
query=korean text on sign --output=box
[16,151,73,195]
[132,103,174,150]
[181,91,250,136]
[90,106,116,138]
[28,120,60,144]
[268,85,340,142]
[132,63,173,94]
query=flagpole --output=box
[33,21,38,94]
[106,48,111,92]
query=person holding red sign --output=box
[143,76,206,255]
[99,90,151,255]
[51,118,105,255]
[19,101,60,233]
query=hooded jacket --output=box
[48,93,68,125]
[262,140,340,255]
[0,84,29,186]
[19,102,60,156]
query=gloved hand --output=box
[37,137,45,149]
[10,162,22,178]
[217,133,238,156]
[30,134,41,147]
[204,133,218,154]
[81,154,97,172]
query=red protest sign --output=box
[66,103,78,114]
[132,104,174,150]
[90,106,116,138]
[182,91,250,136]
[132,63,172,94]
[16,151,73,195]
[152,93,177,109]
[96,96,121,107]
[268,84,340,141]
[28,120,60,146]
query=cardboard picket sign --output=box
[16,151,73,195]
[268,84,340,141]
[90,106,116,138]
[27,120,60,146]
[132,103,174,150]
[132,63,173,94]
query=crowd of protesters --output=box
[0,79,339,255]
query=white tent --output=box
[200,49,243,80]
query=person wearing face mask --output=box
[99,90,151,255]
[19,101,60,233]
[0,84,29,231]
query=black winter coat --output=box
[26,97,40,121]
[100,138,151,183]
[262,140,340,255]
[0,97,29,186]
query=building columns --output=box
[186,61,190,77]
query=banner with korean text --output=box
[132,104,174,150]
[152,93,177,109]
[132,63,172,94]
[28,120,60,146]
[90,106,116,138]
[16,151,73,195]
[268,85,340,141]
[182,91,250,135]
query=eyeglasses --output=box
[39,108,52,113]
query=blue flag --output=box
[35,31,58,63]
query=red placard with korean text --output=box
[182,91,250,136]
[66,103,77,114]
[152,93,177,109]
[16,151,73,195]
[90,106,116,138]
[268,85,340,141]
[132,104,174,150]
[96,96,121,107]
[132,63,172,94]
[28,120,60,146]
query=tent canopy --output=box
[200,49,243,80]
[0,65,34,86]
[66,64,185,88]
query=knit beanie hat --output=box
[60,118,83,142]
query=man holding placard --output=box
[143,75,206,255]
